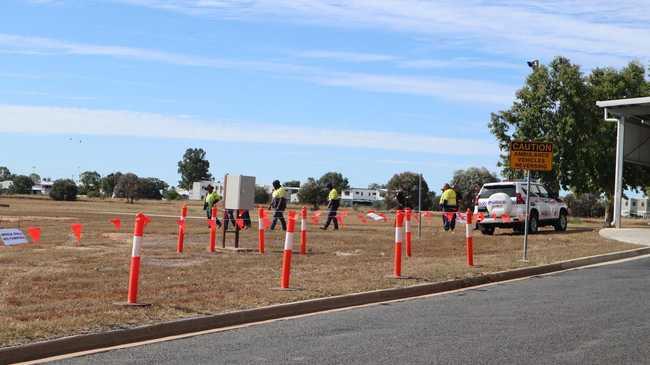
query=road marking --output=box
[18,253,650,365]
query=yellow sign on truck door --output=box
[509,141,553,171]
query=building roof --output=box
[597,97,650,168]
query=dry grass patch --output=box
[0,197,643,347]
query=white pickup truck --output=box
[473,181,568,235]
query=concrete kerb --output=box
[2,247,649,364]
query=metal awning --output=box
[597,97,650,228]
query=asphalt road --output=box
[54,256,650,365]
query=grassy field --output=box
[0,196,644,348]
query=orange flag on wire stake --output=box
[71,223,83,244]
[110,217,121,231]
[27,227,41,242]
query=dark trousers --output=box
[206,208,222,227]
[323,209,339,230]
[270,210,286,231]
[223,209,236,230]
[442,206,458,231]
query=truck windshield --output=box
[479,185,516,198]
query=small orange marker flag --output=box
[27,227,41,242]
[110,217,121,231]
[71,223,83,244]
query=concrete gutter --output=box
[2,247,649,364]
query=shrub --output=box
[50,179,79,201]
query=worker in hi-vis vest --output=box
[204,185,222,228]
[321,183,340,230]
[269,180,287,231]
[440,183,458,232]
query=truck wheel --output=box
[479,225,495,235]
[554,210,568,231]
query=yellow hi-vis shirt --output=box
[440,188,457,206]
[272,187,287,199]
[205,191,221,207]
[328,188,339,201]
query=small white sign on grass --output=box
[0,229,29,246]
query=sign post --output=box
[509,141,553,261]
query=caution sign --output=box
[509,141,553,171]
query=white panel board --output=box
[224,175,256,210]
[624,122,650,167]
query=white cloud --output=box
[296,50,398,63]
[0,104,497,156]
[115,0,650,68]
[0,33,516,104]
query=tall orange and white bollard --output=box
[300,207,307,255]
[177,205,188,253]
[465,208,474,266]
[405,208,412,257]
[258,208,266,254]
[125,213,150,306]
[280,211,297,289]
[392,210,405,278]
[209,206,217,253]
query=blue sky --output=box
[1,0,648,189]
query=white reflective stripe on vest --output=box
[284,232,294,250]
[131,236,143,257]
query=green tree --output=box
[79,171,101,195]
[100,172,122,198]
[298,177,324,209]
[283,180,301,188]
[10,175,34,194]
[451,167,499,210]
[489,57,650,224]
[115,173,140,203]
[29,173,41,184]
[255,185,271,204]
[586,63,650,223]
[178,148,212,190]
[385,172,432,210]
[137,177,169,200]
[317,172,349,192]
[49,179,78,201]
[0,166,11,181]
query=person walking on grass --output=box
[321,182,340,230]
[269,180,287,231]
[440,183,458,232]
[204,185,222,228]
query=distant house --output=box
[0,180,13,191]
[31,178,54,195]
[341,188,384,206]
[189,181,224,201]
[622,197,650,218]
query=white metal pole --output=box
[613,117,625,228]
[523,170,531,261]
